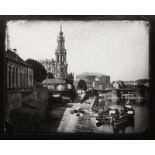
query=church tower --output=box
[55,25,68,78]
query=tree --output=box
[26,59,47,82]
[136,79,149,86]
[47,72,54,79]
[65,73,74,85]
[77,79,87,92]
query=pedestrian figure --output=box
[122,95,126,106]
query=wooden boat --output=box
[96,109,110,120]
[109,108,119,117]
[96,106,135,127]
[112,115,131,126]
[112,109,135,127]
[123,105,135,118]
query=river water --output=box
[39,93,150,135]
[93,96,150,134]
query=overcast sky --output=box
[7,20,149,81]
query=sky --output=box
[7,20,149,81]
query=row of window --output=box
[7,64,33,89]
[57,55,66,63]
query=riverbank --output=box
[36,92,149,134]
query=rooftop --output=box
[43,78,66,85]
[5,49,31,67]
[76,72,109,77]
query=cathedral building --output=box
[41,26,72,90]
[39,26,68,79]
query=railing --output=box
[97,87,149,92]
[48,89,77,101]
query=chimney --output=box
[6,27,11,51]
[13,49,17,53]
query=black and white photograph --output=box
[2,17,152,137]
[0,0,155,153]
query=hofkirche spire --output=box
[59,25,63,36]
[55,25,68,78]
[56,25,65,53]
[39,25,68,79]
[60,25,62,32]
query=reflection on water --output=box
[112,119,135,135]
[95,96,149,134]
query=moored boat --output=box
[123,104,135,118]
[112,115,131,126]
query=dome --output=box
[95,77,99,81]
[95,75,103,81]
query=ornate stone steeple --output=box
[55,25,68,78]
[59,25,63,35]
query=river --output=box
[92,96,150,134]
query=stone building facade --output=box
[5,49,34,122]
[6,49,34,89]
[39,26,68,79]
[75,72,111,90]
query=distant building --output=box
[75,72,111,90]
[123,81,135,88]
[43,78,66,90]
[112,80,149,89]
[39,25,68,79]
[135,79,150,88]
[112,80,125,89]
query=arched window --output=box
[61,55,63,62]
[61,68,63,74]
[14,67,16,88]
[9,65,11,88]
[29,72,31,88]
[25,71,27,88]
[58,55,59,62]
[12,67,15,88]
[22,73,24,88]
[23,72,25,88]
[30,72,32,87]
[24,72,26,88]
[29,73,30,88]
[31,74,33,87]
[20,73,22,88]
[16,68,18,88]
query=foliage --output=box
[65,73,74,85]
[26,59,47,82]
[47,72,54,79]
[77,79,87,91]
[136,79,149,85]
